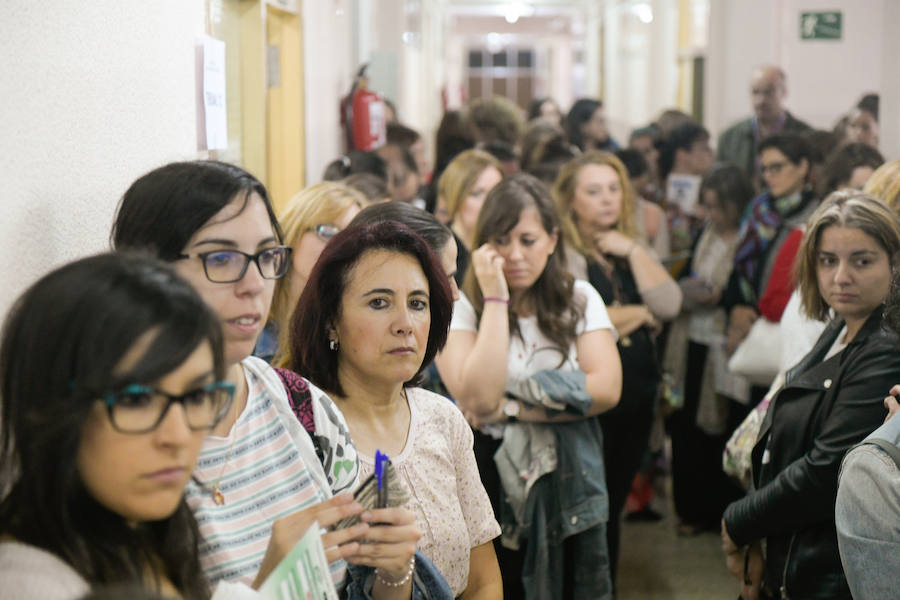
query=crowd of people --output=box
[1,62,898,600]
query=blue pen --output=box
[374,450,388,508]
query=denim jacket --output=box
[495,369,612,600]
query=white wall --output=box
[303,0,355,184]
[0,1,205,317]
[603,0,680,143]
[706,0,892,158]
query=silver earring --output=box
[329,339,339,351]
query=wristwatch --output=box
[503,399,521,422]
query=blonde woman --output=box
[436,149,503,284]
[553,150,682,585]
[256,182,364,365]
[863,159,900,212]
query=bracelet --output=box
[483,296,510,305]
[376,556,415,588]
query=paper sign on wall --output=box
[202,35,228,150]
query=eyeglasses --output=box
[760,161,788,176]
[102,381,235,434]
[177,246,292,283]
[312,224,341,241]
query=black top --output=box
[724,309,900,598]
[588,258,659,419]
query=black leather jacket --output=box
[724,309,900,599]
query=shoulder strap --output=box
[865,438,900,470]
[273,367,325,464]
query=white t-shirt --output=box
[450,279,616,390]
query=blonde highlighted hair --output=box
[437,149,501,222]
[271,182,364,366]
[863,159,900,215]
[552,151,638,257]
[795,189,900,321]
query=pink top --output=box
[357,387,500,596]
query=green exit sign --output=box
[800,11,842,40]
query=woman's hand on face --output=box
[884,386,900,422]
[346,506,420,580]
[471,243,509,300]
[253,494,367,588]
[594,230,636,258]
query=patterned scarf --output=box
[733,191,804,304]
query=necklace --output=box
[210,433,237,506]
[210,376,242,506]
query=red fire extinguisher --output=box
[341,64,386,152]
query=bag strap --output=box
[864,438,900,470]
[274,367,325,464]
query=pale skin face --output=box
[409,138,429,180]
[750,66,787,125]
[454,166,503,246]
[700,189,739,234]
[847,166,876,191]
[174,193,278,367]
[847,108,879,148]
[491,206,558,295]
[676,137,714,176]
[333,250,432,391]
[77,334,214,524]
[571,163,623,236]
[816,225,891,333]
[539,100,562,124]
[438,237,460,301]
[581,107,610,148]
[629,134,660,179]
[289,204,361,307]
[760,148,808,198]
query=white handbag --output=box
[727,317,781,387]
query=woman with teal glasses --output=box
[0,253,235,599]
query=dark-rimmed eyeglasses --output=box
[760,161,788,176]
[177,246,291,283]
[312,224,341,241]
[102,381,235,434]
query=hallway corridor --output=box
[617,500,736,599]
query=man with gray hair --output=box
[717,65,812,185]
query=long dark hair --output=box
[289,221,454,397]
[110,160,282,257]
[0,253,224,599]
[464,173,584,359]
[565,98,602,152]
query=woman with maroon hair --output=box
[288,221,503,599]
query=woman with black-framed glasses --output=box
[112,161,419,599]
[0,252,239,598]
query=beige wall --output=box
[1,1,205,317]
